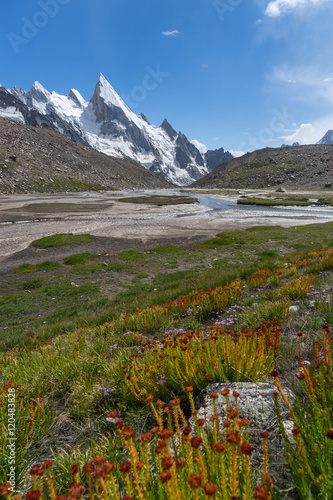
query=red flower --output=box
[83,463,94,473]
[240,443,254,456]
[25,491,42,500]
[41,460,54,469]
[270,370,279,378]
[140,432,153,442]
[210,442,226,453]
[326,429,333,439]
[292,427,301,436]
[159,471,172,483]
[69,464,79,476]
[161,456,174,470]
[209,393,219,399]
[203,483,218,496]
[260,432,269,439]
[188,473,202,489]
[191,437,203,449]
[119,462,132,474]
[159,428,173,439]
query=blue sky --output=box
[1,0,333,154]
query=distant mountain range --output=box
[0,75,233,186]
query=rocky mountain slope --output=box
[318,130,333,145]
[0,116,172,193]
[192,144,333,190]
[0,75,233,186]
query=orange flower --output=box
[254,485,272,499]
[91,455,106,465]
[226,430,241,445]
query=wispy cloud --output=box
[265,0,328,17]
[162,30,180,37]
[269,65,333,105]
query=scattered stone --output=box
[9,155,17,161]
[325,182,332,188]
[275,187,287,193]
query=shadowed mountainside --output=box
[0,117,172,193]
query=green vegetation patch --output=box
[154,269,194,285]
[63,253,97,265]
[117,195,198,206]
[150,245,187,254]
[14,261,61,274]
[31,233,93,248]
[237,197,311,207]
[19,278,45,290]
[118,250,146,261]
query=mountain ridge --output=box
[192,144,333,190]
[0,75,233,186]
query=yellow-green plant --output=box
[271,325,333,499]
[279,274,315,300]
[0,381,58,489]
[1,391,273,499]
[109,280,243,335]
[125,319,281,402]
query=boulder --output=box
[275,187,287,193]
[192,382,294,433]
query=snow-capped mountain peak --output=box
[96,73,126,109]
[0,74,233,185]
[317,129,333,145]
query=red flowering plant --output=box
[1,391,273,499]
[272,325,333,499]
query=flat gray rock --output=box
[192,382,294,432]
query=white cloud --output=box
[280,115,333,144]
[256,18,263,24]
[229,150,246,158]
[191,139,207,154]
[324,77,332,82]
[202,64,209,68]
[265,0,328,17]
[162,30,180,37]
